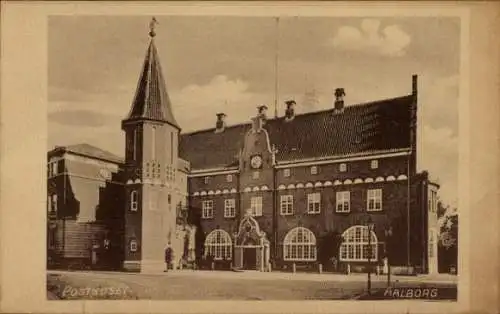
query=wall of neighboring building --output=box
[47,150,124,269]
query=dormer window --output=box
[339,163,347,172]
[226,174,233,182]
[204,176,210,184]
[370,160,379,169]
[283,168,291,177]
[310,166,318,175]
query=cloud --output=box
[331,19,411,57]
[171,75,270,131]
[49,109,113,127]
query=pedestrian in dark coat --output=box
[164,243,173,272]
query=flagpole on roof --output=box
[273,16,280,119]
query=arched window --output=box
[204,229,232,260]
[339,225,378,262]
[283,227,317,261]
[130,191,138,211]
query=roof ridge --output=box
[180,94,413,136]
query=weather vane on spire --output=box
[149,16,158,38]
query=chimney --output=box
[412,74,418,95]
[257,105,268,119]
[284,100,296,121]
[214,113,227,133]
[333,88,346,113]
[252,105,267,132]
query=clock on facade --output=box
[250,155,263,169]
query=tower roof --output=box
[124,18,180,129]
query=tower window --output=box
[130,191,138,211]
[252,171,260,179]
[133,129,138,161]
[283,168,291,177]
[370,160,379,169]
[151,127,156,159]
[204,176,210,184]
[130,239,138,252]
[310,166,318,175]
[226,174,233,183]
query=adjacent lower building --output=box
[47,20,440,274]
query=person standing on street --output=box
[164,243,172,272]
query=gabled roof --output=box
[123,37,179,129]
[49,143,124,164]
[179,95,415,170]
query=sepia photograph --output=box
[44,14,461,301]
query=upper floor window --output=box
[428,229,436,258]
[367,189,383,211]
[307,192,321,214]
[130,191,138,211]
[204,176,210,184]
[336,191,350,213]
[339,163,347,172]
[226,174,233,183]
[283,168,291,177]
[250,196,263,217]
[48,161,58,178]
[48,194,58,212]
[280,195,294,215]
[252,171,260,180]
[429,190,438,213]
[202,200,214,219]
[310,166,318,175]
[224,199,236,218]
[370,160,379,169]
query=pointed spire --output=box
[123,17,180,129]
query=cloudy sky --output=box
[48,16,460,207]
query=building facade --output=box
[47,22,439,274]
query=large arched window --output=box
[130,191,138,211]
[283,227,317,261]
[204,229,232,260]
[339,225,378,262]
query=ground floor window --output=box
[283,227,317,261]
[339,225,378,262]
[205,229,232,260]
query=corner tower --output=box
[121,18,181,272]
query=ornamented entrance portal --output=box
[233,211,270,271]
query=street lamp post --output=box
[366,217,375,295]
[385,226,393,287]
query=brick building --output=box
[47,21,439,274]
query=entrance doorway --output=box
[243,247,257,270]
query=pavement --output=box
[48,269,458,284]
